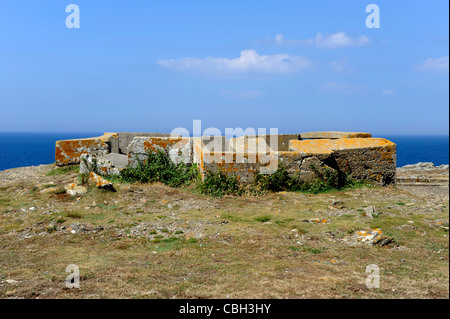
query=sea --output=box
[0,132,448,172]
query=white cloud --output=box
[270,32,370,49]
[157,50,311,74]
[314,32,370,49]
[329,58,355,74]
[319,82,365,95]
[415,56,449,73]
[381,89,396,96]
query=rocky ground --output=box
[0,163,448,299]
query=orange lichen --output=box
[55,133,114,166]
[89,172,112,188]
[290,138,395,154]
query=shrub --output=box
[254,165,301,193]
[197,171,243,197]
[120,151,364,197]
[254,216,271,223]
[120,150,199,187]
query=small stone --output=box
[89,172,115,191]
[65,183,87,196]
[364,206,376,218]
[6,280,20,285]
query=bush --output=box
[120,151,199,187]
[298,166,340,194]
[254,165,301,193]
[120,151,362,197]
[199,164,356,196]
[197,171,243,197]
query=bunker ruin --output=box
[55,131,397,185]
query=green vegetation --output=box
[120,151,199,188]
[198,164,364,197]
[47,165,79,176]
[65,211,82,219]
[115,151,371,197]
[197,171,243,197]
[254,216,271,223]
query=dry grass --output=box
[0,164,448,299]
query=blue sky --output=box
[0,0,448,135]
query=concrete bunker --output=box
[55,131,397,186]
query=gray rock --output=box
[65,184,87,196]
[80,153,128,176]
[364,206,376,218]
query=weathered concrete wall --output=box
[56,132,178,166]
[201,152,278,183]
[229,134,299,152]
[55,133,116,166]
[300,131,372,139]
[108,133,176,154]
[56,131,396,186]
[290,138,396,185]
[127,136,193,166]
[200,150,336,184]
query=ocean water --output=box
[0,132,101,172]
[0,133,448,171]
[384,135,449,167]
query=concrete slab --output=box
[300,132,372,139]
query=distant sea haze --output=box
[0,133,448,171]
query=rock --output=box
[308,218,331,224]
[298,157,338,185]
[5,280,20,285]
[379,238,394,247]
[329,199,344,206]
[343,229,390,246]
[89,172,115,191]
[357,229,383,244]
[39,187,59,194]
[364,206,376,218]
[398,162,447,171]
[80,153,128,176]
[64,183,87,196]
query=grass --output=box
[254,216,271,223]
[46,165,79,176]
[0,163,448,299]
[65,212,82,219]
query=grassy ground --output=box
[0,164,448,299]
